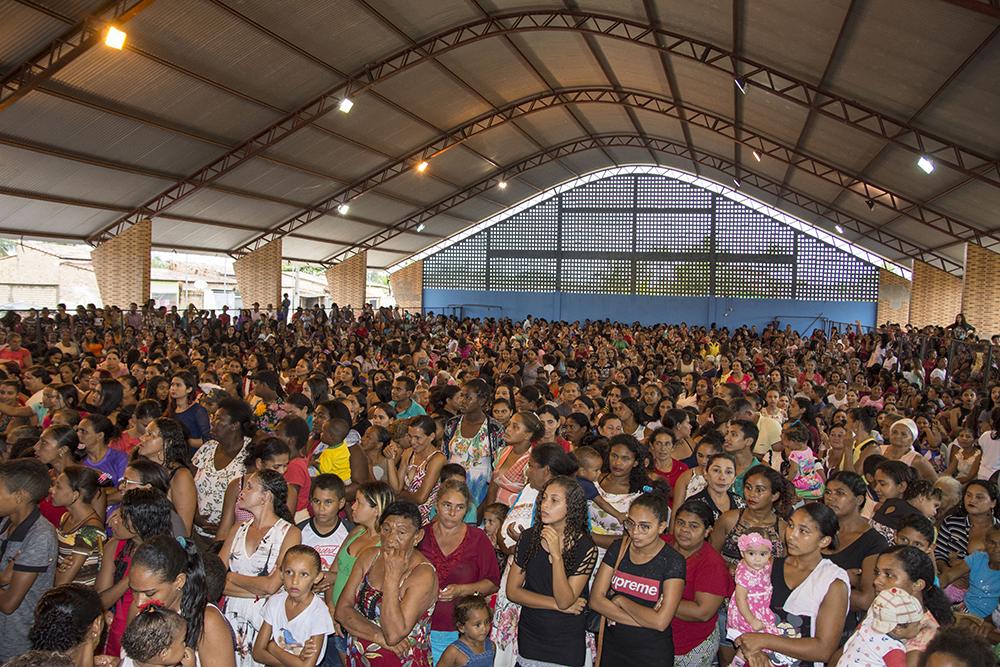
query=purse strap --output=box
[596,535,631,666]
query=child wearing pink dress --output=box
[726,532,778,641]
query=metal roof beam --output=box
[83,9,998,245]
[320,133,960,273]
[1,0,158,111]
[229,86,993,261]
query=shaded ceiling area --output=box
[0,0,998,274]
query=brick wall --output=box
[909,260,962,328]
[962,243,1000,336]
[91,219,151,306]
[234,239,282,308]
[390,260,423,312]
[876,269,911,326]
[325,251,367,308]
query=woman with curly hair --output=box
[135,416,197,536]
[29,584,106,666]
[218,468,300,667]
[590,434,649,550]
[506,475,598,667]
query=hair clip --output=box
[642,485,653,493]
[137,599,165,614]
[175,536,187,548]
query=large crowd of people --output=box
[0,300,997,667]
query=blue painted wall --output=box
[423,289,876,331]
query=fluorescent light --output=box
[752,151,761,162]
[105,26,126,50]
[338,98,354,113]
[917,156,934,174]
[337,203,350,216]
[415,223,426,232]
[416,161,429,173]
[498,180,508,190]
[733,178,741,188]
[735,78,748,95]
[835,224,844,234]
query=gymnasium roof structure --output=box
[0,0,997,274]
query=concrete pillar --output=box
[324,251,367,309]
[876,269,911,326]
[390,260,423,313]
[234,239,282,310]
[962,243,1000,336]
[909,260,962,328]
[91,218,151,306]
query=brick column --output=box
[876,269,911,326]
[962,243,1000,336]
[390,260,423,313]
[909,260,962,328]
[91,218,151,306]
[234,239,282,310]
[325,251,367,308]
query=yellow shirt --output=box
[317,442,352,482]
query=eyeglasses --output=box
[623,517,657,534]
[118,478,143,489]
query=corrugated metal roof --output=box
[128,0,341,111]
[0,90,224,175]
[0,0,993,271]
[50,47,279,143]
[0,195,118,237]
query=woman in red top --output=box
[649,427,688,504]
[418,479,500,665]
[664,500,730,666]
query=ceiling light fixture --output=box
[415,223,426,232]
[733,178,741,188]
[416,161,429,173]
[865,199,875,211]
[752,150,761,162]
[338,98,354,113]
[835,224,844,234]
[917,156,934,174]
[337,203,350,216]
[735,78,748,95]
[105,26,126,50]
[498,180,508,190]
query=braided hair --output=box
[255,468,293,523]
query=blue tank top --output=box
[452,638,495,667]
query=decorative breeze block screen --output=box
[489,256,557,292]
[561,258,632,294]
[423,233,486,289]
[797,237,878,301]
[422,173,878,301]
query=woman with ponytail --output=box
[219,468,300,666]
[129,535,236,667]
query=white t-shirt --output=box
[978,431,1000,481]
[260,591,335,662]
[297,518,350,572]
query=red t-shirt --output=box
[284,457,311,513]
[418,525,501,632]
[652,460,689,503]
[0,347,30,368]
[662,536,732,655]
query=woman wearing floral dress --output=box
[336,501,439,667]
[443,379,505,508]
[192,398,255,540]
[219,470,300,667]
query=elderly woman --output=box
[336,501,439,667]
[418,480,500,664]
